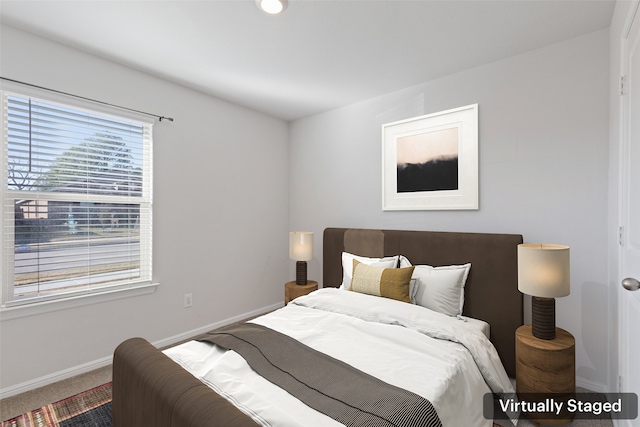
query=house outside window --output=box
[1,89,153,308]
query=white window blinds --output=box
[1,91,153,305]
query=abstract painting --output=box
[382,104,478,210]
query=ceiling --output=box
[0,0,615,121]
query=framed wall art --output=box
[382,104,478,210]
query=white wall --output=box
[0,18,617,397]
[0,25,290,394]
[289,29,612,391]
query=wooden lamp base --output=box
[296,261,307,285]
[532,296,556,340]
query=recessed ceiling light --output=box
[256,0,288,15]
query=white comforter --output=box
[164,288,514,427]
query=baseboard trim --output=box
[0,302,283,399]
[151,301,283,349]
[0,355,113,400]
[576,377,609,393]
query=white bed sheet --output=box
[164,288,514,427]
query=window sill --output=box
[0,283,159,321]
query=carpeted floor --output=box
[1,383,112,427]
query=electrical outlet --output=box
[184,293,193,308]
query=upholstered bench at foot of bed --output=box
[112,337,258,427]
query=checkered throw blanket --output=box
[199,323,442,427]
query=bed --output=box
[112,228,523,427]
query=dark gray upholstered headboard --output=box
[323,228,523,377]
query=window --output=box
[1,90,153,308]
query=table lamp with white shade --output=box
[290,232,314,285]
[518,243,570,340]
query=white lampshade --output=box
[518,243,570,298]
[289,232,314,261]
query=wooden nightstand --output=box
[515,324,575,425]
[285,280,318,304]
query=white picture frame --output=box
[382,104,478,211]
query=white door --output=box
[620,2,640,426]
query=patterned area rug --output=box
[1,382,112,427]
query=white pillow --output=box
[400,256,471,316]
[339,252,399,290]
[399,256,419,301]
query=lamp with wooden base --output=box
[289,231,313,285]
[518,243,570,340]
[516,243,574,425]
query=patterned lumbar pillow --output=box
[349,260,415,303]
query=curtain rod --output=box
[0,77,174,122]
